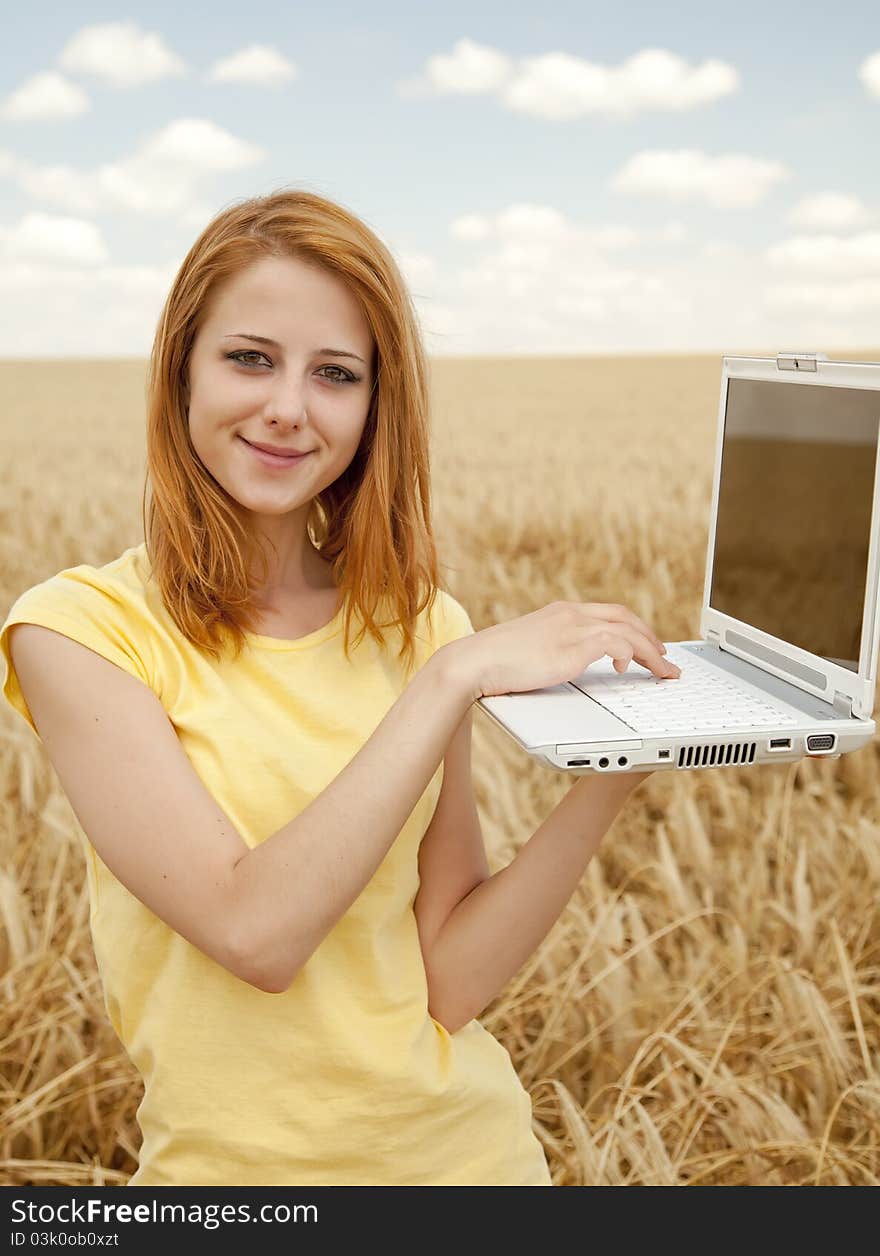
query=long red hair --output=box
[142,187,444,678]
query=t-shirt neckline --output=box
[243,599,347,651]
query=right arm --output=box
[9,598,673,995]
[8,622,473,994]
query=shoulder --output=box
[7,543,155,648]
[1,544,159,735]
[5,543,152,616]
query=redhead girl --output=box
[0,189,677,1186]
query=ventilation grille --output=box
[677,741,756,769]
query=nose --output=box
[263,372,309,426]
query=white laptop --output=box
[477,353,880,775]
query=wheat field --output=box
[1,353,879,1186]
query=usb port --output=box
[658,749,671,759]
[769,738,791,749]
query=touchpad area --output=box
[477,682,641,749]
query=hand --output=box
[449,600,681,702]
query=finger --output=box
[586,602,666,654]
[599,631,637,673]
[603,628,679,679]
[630,627,680,677]
[624,609,668,656]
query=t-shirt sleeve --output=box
[0,568,155,739]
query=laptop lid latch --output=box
[776,352,828,372]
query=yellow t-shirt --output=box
[0,543,551,1187]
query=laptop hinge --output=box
[776,351,827,372]
[832,690,853,717]
[710,630,854,715]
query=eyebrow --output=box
[222,333,367,365]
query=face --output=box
[185,253,376,550]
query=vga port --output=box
[807,734,835,752]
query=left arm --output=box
[415,708,648,1035]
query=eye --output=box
[317,365,358,384]
[227,350,268,368]
[226,351,357,384]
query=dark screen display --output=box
[709,377,879,673]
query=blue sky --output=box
[2,1,879,355]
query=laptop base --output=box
[475,640,874,775]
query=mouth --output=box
[239,437,312,469]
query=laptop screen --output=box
[709,376,880,674]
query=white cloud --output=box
[859,51,880,97]
[401,37,514,97]
[206,45,297,87]
[611,148,790,208]
[420,247,692,352]
[590,221,686,248]
[495,204,569,239]
[0,212,109,265]
[0,257,180,356]
[0,71,89,122]
[400,42,738,119]
[135,118,262,170]
[413,200,697,354]
[701,240,746,260]
[766,231,880,277]
[765,279,880,316]
[450,205,686,253]
[787,192,874,231]
[9,162,99,214]
[176,202,221,231]
[395,251,437,293]
[589,225,641,250]
[57,20,186,88]
[503,48,738,120]
[412,202,880,353]
[4,118,266,217]
[450,213,493,241]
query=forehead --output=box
[201,254,372,348]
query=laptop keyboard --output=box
[571,642,803,735]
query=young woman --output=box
[0,188,680,1187]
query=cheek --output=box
[342,394,371,433]
[188,386,239,439]
[306,396,368,449]
[192,363,250,413]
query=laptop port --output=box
[658,749,670,759]
[617,756,628,766]
[807,734,835,752]
[598,757,609,768]
[568,758,591,766]
[769,738,791,750]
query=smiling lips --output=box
[241,437,311,469]
[245,438,311,457]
